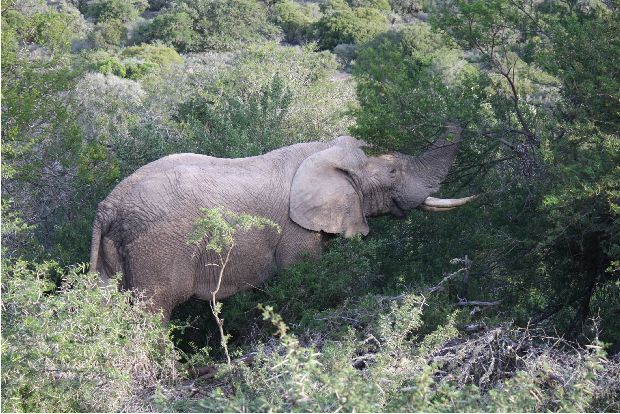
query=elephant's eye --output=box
[390,168,397,174]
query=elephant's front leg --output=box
[275,222,326,270]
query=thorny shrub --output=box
[159,293,618,412]
[1,261,180,413]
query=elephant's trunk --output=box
[418,195,477,211]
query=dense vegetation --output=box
[2,0,619,412]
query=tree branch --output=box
[457,300,502,307]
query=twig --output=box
[209,243,234,365]
[427,267,467,293]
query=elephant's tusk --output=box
[417,205,456,212]
[422,195,478,208]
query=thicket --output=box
[86,44,183,79]
[2,0,619,412]
[138,0,282,52]
[1,262,179,412]
[314,0,389,49]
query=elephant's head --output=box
[290,126,475,237]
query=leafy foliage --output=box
[273,0,319,44]
[84,0,148,23]
[87,45,182,79]
[88,18,127,49]
[315,0,389,50]
[140,0,281,52]
[542,3,620,133]
[187,208,281,254]
[215,235,383,340]
[162,295,615,412]
[186,208,280,364]
[352,23,488,153]
[427,0,619,342]
[121,43,184,66]
[1,262,179,412]
[82,0,148,49]
[178,73,295,157]
[177,43,354,158]
[138,11,195,52]
[350,0,619,347]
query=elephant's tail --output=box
[90,210,122,288]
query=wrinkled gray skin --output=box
[91,135,462,320]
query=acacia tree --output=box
[432,0,619,338]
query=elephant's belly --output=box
[191,241,278,301]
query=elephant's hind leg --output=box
[141,287,189,323]
[125,237,196,323]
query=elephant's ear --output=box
[290,136,369,237]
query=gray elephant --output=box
[90,128,475,320]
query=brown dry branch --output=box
[456,300,502,307]
[428,321,615,404]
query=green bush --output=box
[86,45,182,79]
[162,297,614,412]
[1,7,80,59]
[542,5,620,133]
[92,54,127,76]
[176,43,354,158]
[425,0,620,344]
[352,23,487,153]
[349,0,391,11]
[315,0,388,50]
[1,261,179,412]
[88,18,127,49]
[389,0,426,17]
[141,0,281,52]
[85,0,148,23]
[84,0,148,49]
[333,42,357,67]
[121,43,183,67]
[138,11,196,52]
[274,0,318,44]
[2,3,90,265]
[202,234,384,350]
[178,73,294,158]
[123,59,158,79]
[255,236,382,329]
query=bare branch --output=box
[457,300,502,307]
[208,242,235,366]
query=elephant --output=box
[90,126,475,320]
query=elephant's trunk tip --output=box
[419,195,478,211]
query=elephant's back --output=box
[99,142,327,243]
[108,142,328,202]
